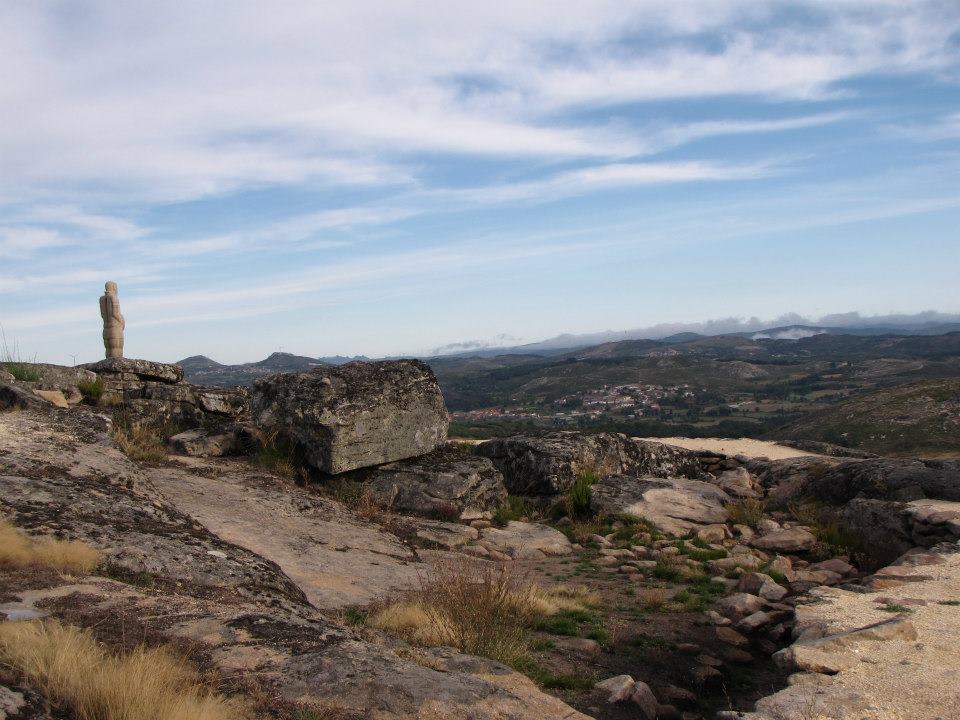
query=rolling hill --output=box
[767,378,960,457]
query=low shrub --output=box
[113,422,168,463]
[652,559,681,582]
[563,469,599,518]
[77,377,104,403]
[369,561,600,665]
[252,430,298,480]
[492,495,531,526]
[727,498,766,529]
[0,520,100,574]
[0,619,243,720]
[370,557,535,663]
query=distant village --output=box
[451,383,703,422]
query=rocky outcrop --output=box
[476,432,703,496]
[0,363,99,408]
[804,457,960,504]
[252,360,448,475]
[86,357,184,384]
[85,357,248,429]
[731,542,960,720]
[0,406,589,720]
[590,476,731,535]
[360,444,507,520]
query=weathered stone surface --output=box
[591,475,730,536]
[751,527,817,553]
[715,626,748,646]
[738,572,788,601]
[87,357,184,383]
[715,593,766,620]
[595,674,636,703]
[775,617,917,674]
[168,428,237,457]
[479,521,572,559]
[415,520,480,549]
[736,610,774,633]
[630,681,658,719]
[806,458,960,504]
[476,432,703,496]
[714,466,761,498]
[0,368,14,383]
[697,523,731,544]
[0,409,596,720]
[252,360,448,474]
[32,389,69,408]
[709,554,763,574]
[361,444,507,520]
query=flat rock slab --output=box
[479,521,573,559]
[86,357,184,383]
[591,475,731,536]
[154,458,423,609]
[252,360,448,474]
[736,545,960,720]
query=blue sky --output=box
[1,1,959,364]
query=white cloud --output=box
[0,1,956,205]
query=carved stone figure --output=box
[99,281,125,358]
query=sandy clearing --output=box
[638,436,820,460]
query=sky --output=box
[1,1,959,364]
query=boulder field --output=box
[2,358,960,719]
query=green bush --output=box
[652,560,681,582]
[563,469,599,518]
[77,377,104,402]
[493,495,531,526]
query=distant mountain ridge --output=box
[176,351,369,386]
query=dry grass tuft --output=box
[0,520,100,574]
[527,583,601,616]
[0,619,244,720]
[113,422,168,463]
[370,557,538,662]
[726,497,766,529]
[368,559,598,664]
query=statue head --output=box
[105,281,118,294]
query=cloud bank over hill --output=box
[432,311,960,355]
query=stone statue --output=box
[99,281,125,358]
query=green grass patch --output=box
[880,603,913,614]
[652,560,681,582]
[77,377,104,402]
[342,607,368,626]
[562,470,599,518]
[509,657,594,691]
[493,495,531,526]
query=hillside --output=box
[768,378,960,457]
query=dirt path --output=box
[152,457,423,610]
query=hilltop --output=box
[2,356,960,719]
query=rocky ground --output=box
[2,359,960,719]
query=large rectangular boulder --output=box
[251,360,449,474]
